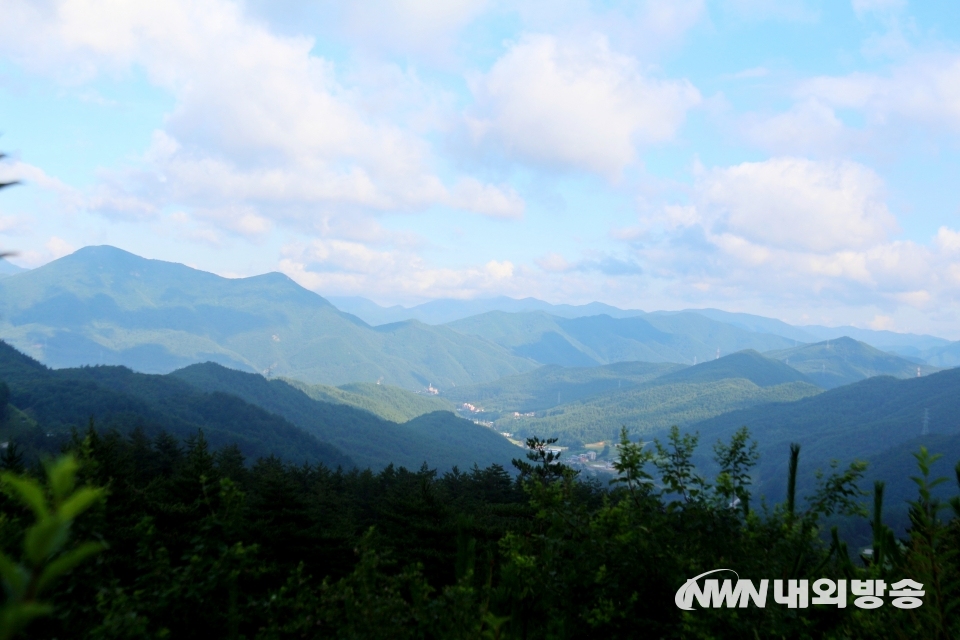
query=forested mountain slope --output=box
[484,351,822,445]
[170,362,519,471]
[0,341,351,467]
[282,378,455,422]
[0,246,535,389]
[764,336,941,388]
[688,367,960,502]
[0,340,520,471]
[443,360,685,412]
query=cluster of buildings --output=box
[459,402,483,413]
[512,411,535,418]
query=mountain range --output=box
[765,337,942,389]
[450,350,823,445]
[0,340,520,471]
[687,366,960,508]
[0,246,535,389]
[329,294,956,361]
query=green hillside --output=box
[0,246,535,389]
[510,379,819,445]
[170,362,520,471]
[0,341,351,467]
[488,351,821,445]
[687,368,960,503]
[443,360,685,412]
[651,349,815,387]
[446,310,797,367]
[764,336,941,388]
[282,379,455,422]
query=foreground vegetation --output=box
[0,421,957,639]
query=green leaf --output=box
[45,455,78,502]
[0,550,26,599]
[23,517,70,566]
[1,475,48,520]
[35,541,104,595]
[0,601,54,640]
[57,487,104,520]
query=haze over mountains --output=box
[333,294,955,359]
[0,246,951,391]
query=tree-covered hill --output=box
[0,245,535,389]
[765,336,942,388]
[488,351,822,445]
[282,378,455,422]
[0,341,351,467]
[170,362,520,471]
[0,341,521,472]
[443,360,686,412]
[687,367,960,503]
[651,349,815,388]
[446,310,798,367]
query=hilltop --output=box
[764,336,941,389]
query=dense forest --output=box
[0,419,957,638]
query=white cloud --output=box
[447,178,524,219]
[696,157,897,253]
[627,157,960,315]
[279,239,521,300]
[0,0,524,242]
[467,33,701,175]
[46,236,76,259]
[799,54,960,132]
[334,0,490,58]
[741,99,849,155]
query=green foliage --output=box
[0,454,104,640]
[0,395,957,637]
[713,426,759,515]
[653,426,710,505]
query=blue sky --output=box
[2,0,960,337]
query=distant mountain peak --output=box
[653,349,816,388]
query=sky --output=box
[2,1,960,337]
